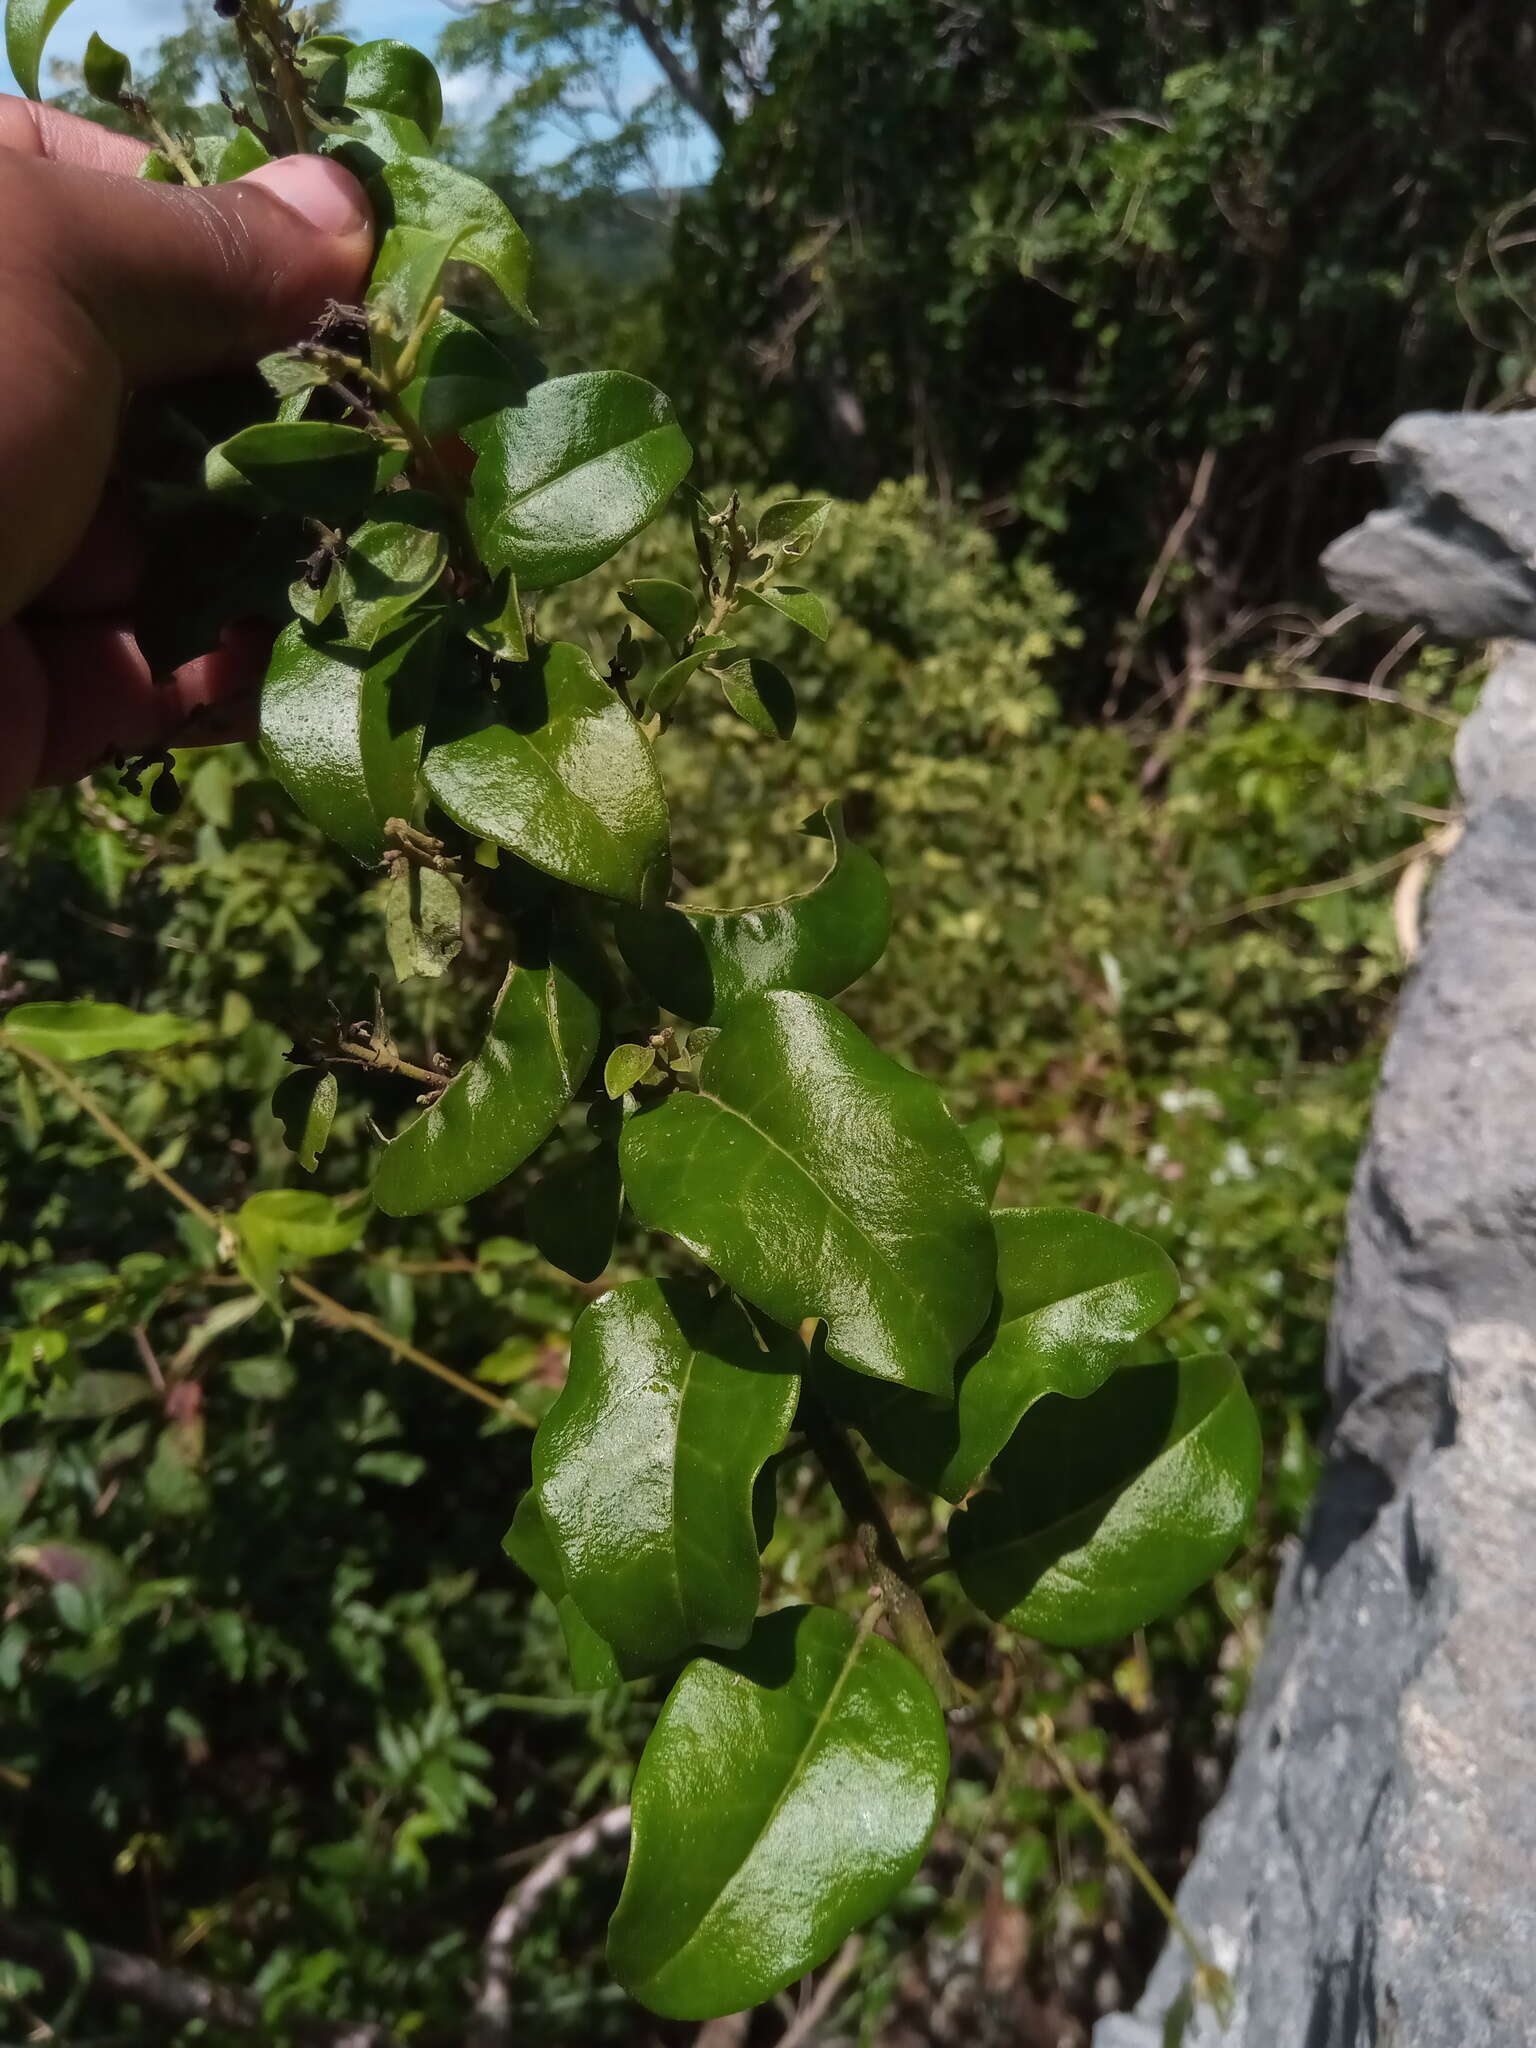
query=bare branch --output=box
[467,1806,632,2048]
[774,1936,864,2048]
[0,1908,398,2045]
[611,0,728,140]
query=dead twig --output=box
[466,1807,632,2048]
[773,1937,865,2048]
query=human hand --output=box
[0,98,373,815]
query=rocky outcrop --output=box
[1099,414,1536,2048]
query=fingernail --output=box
[242,155,371,238]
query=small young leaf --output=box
[620,991,995,1396]
[636,640,733,719]
[604,1042,657,1098]
[608,1605,948,2019]
[613,799,891,1025]
[466,372,693,590]
[337,516,449,649]
[200,128,271,181]
[378,157,532,321]
[950,1354,1261,1645]
[460,571,528,662]
[82,31,128,101]
[5,0,77,99]
[205,423,378,529]
[533,1280,801,1674]
[367,223,461,372]
[421,640,671,904]
[260,612,447,865]
[756,498,831,555]
[259,352,329,399]
[718,655,796,739]
[383,865,462,983]
[738,584,830,642]
[2,1001,197,1062]
[372,923,603,1216]
[336,37,444,142]
[620,579,699,652]
[271,1067,339,1174]
[826,1206,1180,1502]
[524,1140,622,1283]
[236,1190,365,1310]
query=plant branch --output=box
[287,1276,529,1422]
[4,1038,531,1427]
[1020,1718,1232,2022]
[0,1907,398,2045]
[5,1039,221,1234]
[800,1393,961,1707]
[611,0,728,141]
[774,1936,864,2048]
[467,1807,632,2048]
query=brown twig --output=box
[773,1936,865,2048]
[1197,833,1445,930]
[1201,666,1459,728]
[466,1807,632,2048]
[800,1394,961,1708]
[0,1908,397,2045]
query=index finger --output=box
[0,94,147,174]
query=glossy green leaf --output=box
[504,1493,622,1692]
[620,991,995,1395]
[609,1605,948,2019]
[383,865,462,982]
[400,311,528,438]
[271,1068,338,1174]
[828,1206,1180,1502]
[620,578,699,651]
[367,224,461,374]
[524,1141,621,1283]
[719,655,796,739]
[614,800,891,1026]
[201,128,271,181]
[421,640,670,904]
[259,612,446,864]
[962,1115,1006,1201]
[372,925,602,1216]
[337,517,448,649]
[534,1280,800,1674]
[738,584,830,642]
[82,31,127,100]
[338,38,443,141]
[260,352,329,400]
[206,423,378,529]
[459,571,528,663]
[378,157,531,321]
[950,1354,1261,1645]
[756,498,831,556]
[5,0,75,98]
[466,372,693,590]
[636,638,733,719]
[236,1190,365,1310]
[327,105,429,173]
[2,1002,197,1062]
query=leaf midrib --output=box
[500,418,677,525]
[649,1627,868,1986]
[692,1076,953,1373]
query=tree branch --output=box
[0,1908,398,2045]
[467,1807,632,2048]
[611,0,729,141]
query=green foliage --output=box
[1,2,1462,2035]
[608,1605,949,2019]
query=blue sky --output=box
[1,0,717,184]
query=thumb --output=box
[20,152,374,384]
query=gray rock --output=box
[1099,416,1536,2048]
[1321,411,1536,640]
